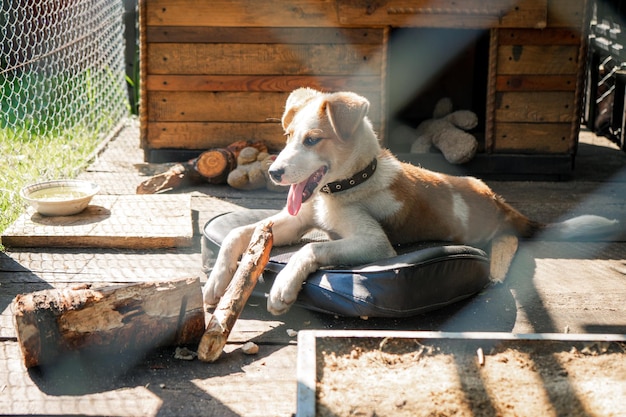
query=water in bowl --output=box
[29,187,90,201]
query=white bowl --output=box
[21,180,100,216]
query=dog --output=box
[203,87,619,315]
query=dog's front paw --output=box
[267,278,300,315]
[267,246,315,315]
[267,292,293,316]
[202,281,221,307]
[202,265,233,307]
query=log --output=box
[136,140,268,194]
[198,221,274,362]
[226,140,268,157]
[193,148,236,184]
[12,277,205,368]
[136,162,189,194]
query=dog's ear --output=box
[282,88,320,129]
[324,92,370,141]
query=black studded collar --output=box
[320,158,377,195]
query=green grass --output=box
[0,127,104,244]
[0,69,129,247]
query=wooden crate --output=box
[488,28,585,155]
[139,0,590,177]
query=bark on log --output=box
[226,140,268,157]
[198,221,274,362]
[13,277,205,368]
[136,162,189,194]
[136,140,268,194]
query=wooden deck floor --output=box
[2,119,626,416]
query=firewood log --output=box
[226,140,268,157]
[12,277,205,368]
[198,222,273,362]
[136,140,268,194]
[136,162,189,194]
[193,148,236,185]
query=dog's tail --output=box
[499,199,620,241]
[540,215,621,241]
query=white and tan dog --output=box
[203,87,618,315]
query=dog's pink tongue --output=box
[287,181,307,216]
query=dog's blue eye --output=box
[303,136,322,147]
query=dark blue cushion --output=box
[202,209,490,318]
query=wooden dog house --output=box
[139,0,589,178]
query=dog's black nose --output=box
[269,167,284,183]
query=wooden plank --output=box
[0,251,202,285]
[1,195,193,249]
[143,0,583,30]
[296,331,317,417]
[497,45,579,74]
[147,122,286,151]
[0,339,298,417]
[145,0,340,27]
[147,91,287,123]
[336,0,547,29]
[145,75,383,93]
[146,43,384,76]
[146,120,383,152]
[182,344,299,417]
[146,27,384,44]
[498,28,581,45]
[493,122,574,153]
[547,0,587,28]
[495,91,576,122]
[496,74,577,91]
[147,91,383,124]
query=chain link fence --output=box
[0,0,129,141]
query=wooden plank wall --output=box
[487,0,589,154]
[140,0,589,170]
[140,1,387,153]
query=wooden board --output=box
[495,91,576,122]
[146,43,384,76]
[146,27,385,44]
[147,90,383,123]
[1,194,193,249]
[495,74,577,91]
[497,45,579,75]
[146,75,383,93]
[493,122,573,153]
[497,28,581,45]
[336,0,548,28]
[147,122,286,151]
[145,0,340,27]
[147,91,287,122]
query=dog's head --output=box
[268,88,376,216]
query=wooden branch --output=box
[198,221,274,362]
[12,277,205,368]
